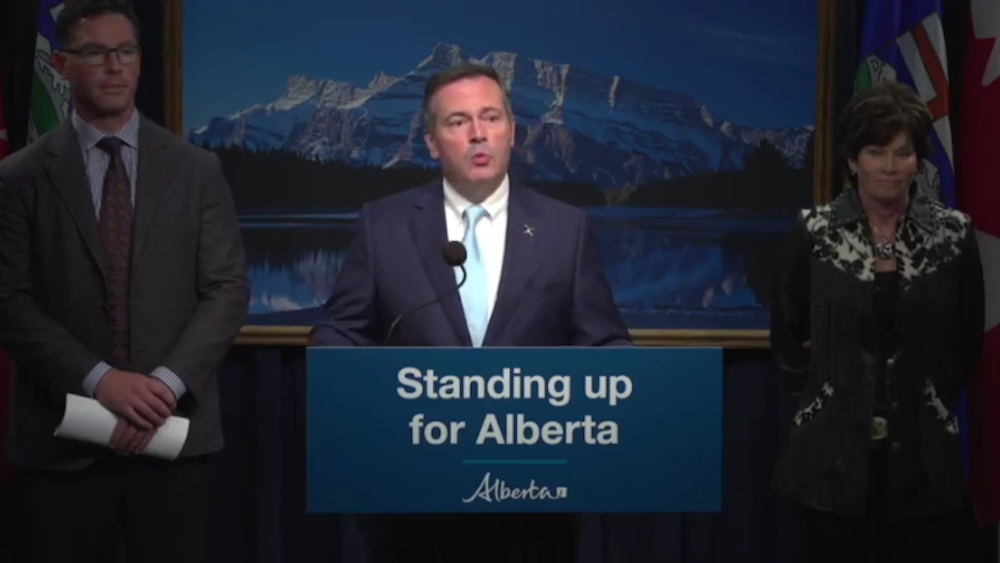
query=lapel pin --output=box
[523,224,534,237]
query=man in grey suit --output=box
[0,2,249,562]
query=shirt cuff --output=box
[150,366,187,400]
[82,362,113,397]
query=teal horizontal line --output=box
[462,459,567,465]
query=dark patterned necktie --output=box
[96,136,133,366]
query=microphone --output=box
[383,241,468,345]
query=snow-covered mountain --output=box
[188,42,813,191]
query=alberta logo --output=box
[461,472,569,504]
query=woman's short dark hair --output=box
[836,81,933,163]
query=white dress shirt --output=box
[442,175,509,323]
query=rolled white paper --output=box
[54,394,190,460]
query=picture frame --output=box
[162,0,838,348]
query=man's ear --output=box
[425,130,440,159]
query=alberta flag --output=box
[28,0,74,143]
[855,0,954,207]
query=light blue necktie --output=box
[459,205,489,347]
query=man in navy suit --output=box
[310,63,631,562]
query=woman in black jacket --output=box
[770,80,985,562]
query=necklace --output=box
[869,223,895,260]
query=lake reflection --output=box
[239,207,796,329]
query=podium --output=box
[305,347,722,513]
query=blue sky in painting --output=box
[182,0,817,132]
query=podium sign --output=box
[306,347,721,513]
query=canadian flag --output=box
[959,0,1000,528]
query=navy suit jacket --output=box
[310,180,632,347]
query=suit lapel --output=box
[484,185,537,344]
[131,118,172,269]
[44,123,107,282]
[409,185,472,346]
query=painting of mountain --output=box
[189,42,812,193]
[180,0,819,333]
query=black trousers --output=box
[796,445,961,563]
[12,453,216,563]
[362,512,578,563]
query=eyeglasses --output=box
[62,45,141,66]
